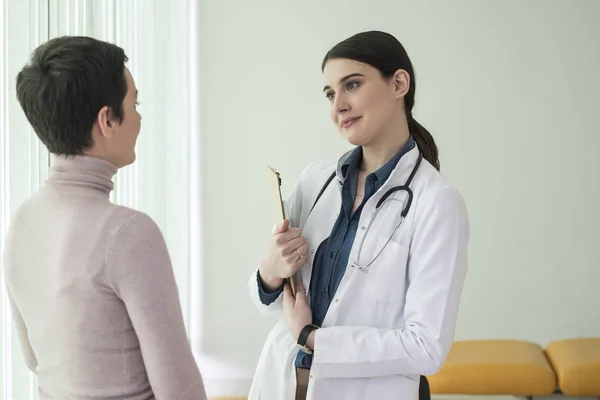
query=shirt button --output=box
[335,298,339,302]
[311,249,315,254]
[361,226,366,230]
[368,175,374,182]
[328,251,334,259]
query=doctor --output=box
[247,30,469,400]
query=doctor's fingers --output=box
[281,236,307,257]
[294,279,307,299]
[282,283,295,308]
[275,227,302,244]
[287,243,309,267]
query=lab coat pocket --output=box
[357,234,410,308]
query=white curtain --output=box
[0,1,202,399]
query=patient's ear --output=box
[97,105,115,138]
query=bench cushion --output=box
[545,337,600,396]
[427,340,556,395]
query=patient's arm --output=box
[7,293,38,371]
[108,213,207,400]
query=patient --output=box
[2,36,207,400]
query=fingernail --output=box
[272,223,277,233]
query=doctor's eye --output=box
[345,81,361,92]
[325,91,335,101]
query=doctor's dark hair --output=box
[16,35,129,156]
[321,30,440,171]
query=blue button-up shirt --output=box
[257,136,416,369]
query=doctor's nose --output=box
[333,95,350,115]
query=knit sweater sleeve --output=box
[6,291,38,371]
[106,212,206,400]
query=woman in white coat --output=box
[247,30,469,400]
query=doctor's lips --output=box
[341,116,362,128]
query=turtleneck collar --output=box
[48,155,118,194]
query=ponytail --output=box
[408,115,440,171]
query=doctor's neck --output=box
[359,120,411,174]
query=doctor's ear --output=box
[391,69,410,99]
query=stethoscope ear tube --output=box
[375,152,422,215]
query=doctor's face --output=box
[322,58,398,147]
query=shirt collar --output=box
[341,147,363,179]
[341,135,416,185]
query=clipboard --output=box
[267,165,296,297]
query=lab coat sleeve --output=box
[311,187,469,379]
[6,290,38,371]
[247,161,317,315]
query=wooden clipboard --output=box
[267,165,296,297]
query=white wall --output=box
[197,0,600,397]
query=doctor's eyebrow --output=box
[323,73,365,92]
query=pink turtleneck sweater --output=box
[3,155,206,400]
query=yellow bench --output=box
[427,340,556,397]
[545,337,600,396]
[428,338,600,398]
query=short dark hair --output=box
[16,36,129,155]
[322,31,440,171]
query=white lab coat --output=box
[247,145,469,400]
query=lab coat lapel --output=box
[300,176,341,298]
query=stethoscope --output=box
[310,151,423,273]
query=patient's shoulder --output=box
[105,205,163,241]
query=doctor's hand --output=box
[283,279,313,342]
[258,219,308,291]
